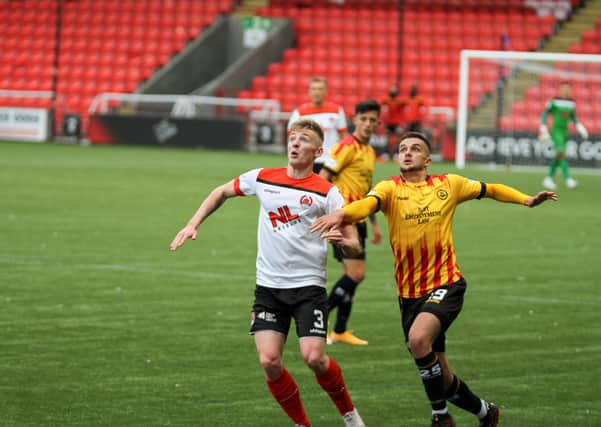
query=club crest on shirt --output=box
[300,194,313,208]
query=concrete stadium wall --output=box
[138,17,294,96]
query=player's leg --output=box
[327,224,367,345]
[296,287,365,427]
[408,312,455,426]
[556,151,577,188]
[439,354,500,426]
[544,134,564,189]
[299,339,365,426]
[251,286,311,426]
[402,281,467,426]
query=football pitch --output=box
[1,141,599,427]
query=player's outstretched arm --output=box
[485,183,557,207]
[311,196,379,235]
[170,180,237,251]
[524,191,558,207]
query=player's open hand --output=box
[170,225,198,251]
[321,227,345,245]
[310,210,345,234]
[524,191,558,207]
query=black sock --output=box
[446,375,483,415]
[415,352,446,411]
[328,276,358,333]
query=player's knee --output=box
[259,353,283,377]
[348,271,365,283]
[407,331,432,357]
[346,266,365,283]
[303,350,327,373]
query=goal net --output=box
[456,50,601,169]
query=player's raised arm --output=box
[170,179,238,251]
[310,196,379,234]
[484,183,557,207]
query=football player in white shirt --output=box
[170,119,365,427]
[288,77,348,173]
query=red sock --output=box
[315,357,354,415]
[266,369,311,426]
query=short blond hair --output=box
[289,119,324,146]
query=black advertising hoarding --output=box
[466,130,601,167]
[87,114,246,150]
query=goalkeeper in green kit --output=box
[539,82,588,189]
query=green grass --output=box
[1,141,599,426]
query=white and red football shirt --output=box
[287,102,348,165]
[234,167,344,289]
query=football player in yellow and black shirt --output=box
[319,99,383,346]
[311,132,557,427]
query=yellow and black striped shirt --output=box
[367,174,485,298]
[324,135,377,206]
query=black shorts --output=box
[333,222,367,261]
[398,278,467,353]
[250,285,328,339]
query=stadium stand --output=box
[499,5,601,135]
[255,2,400,114]
[249,0,558,114]
[0,0,57,108]
[0,0,236,132]
[0,0,593,141]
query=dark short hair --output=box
[354,99,381,115]
[289,119,324,145]
[399,131,432,152]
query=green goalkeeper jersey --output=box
[541,98,580,144]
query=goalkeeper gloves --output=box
[538,124,550,141]
[576,122,588,140]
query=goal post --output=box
[456,50,601,169]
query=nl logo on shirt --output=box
[268,205,301,230]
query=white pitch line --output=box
[1,258,254,281]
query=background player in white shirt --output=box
[170,119,365,427]
[288,77,348,173]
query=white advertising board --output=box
[0,107,50,142]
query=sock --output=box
[445,375,484,415]
[559,159,571,179]
[548,159,558,178]
[328,275,358,333]
[315,357,354,415]
[415,352,447,411]
[266,369,310,426]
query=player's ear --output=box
[424,155,433,167]
[314,145,323,159]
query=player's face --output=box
[309,81,327,106]
[352,110,379,143]
[560,83,571,98]
[398,137,431,172]
[287,128,323,168]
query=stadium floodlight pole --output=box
[455,49,601,169]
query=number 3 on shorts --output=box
[313,309,324,329]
